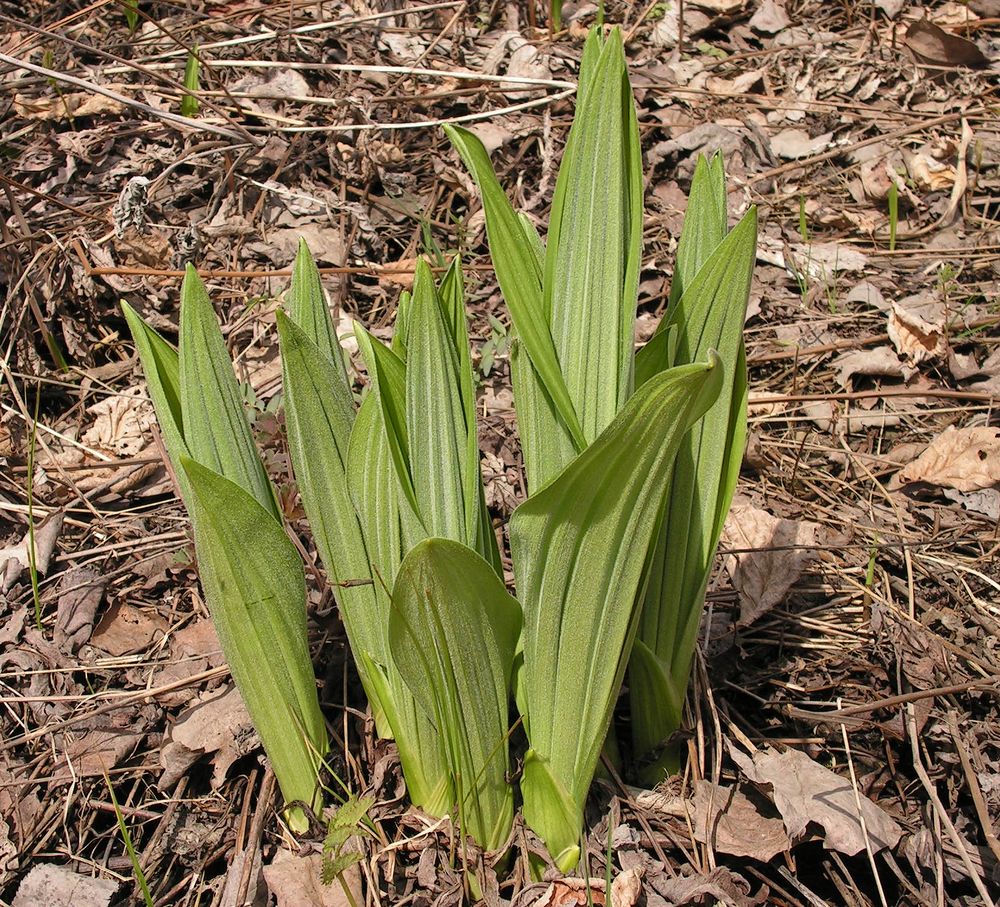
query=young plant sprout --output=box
[125,24,756,872]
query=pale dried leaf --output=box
[888,294,946,363]
[943,487,1000,520]
[263,850,362,907]
[905,150,957,191]
[691,780,790,860]
[749,0,791,33]
[731,746,903,855]
[897,425,1000,492]
[0,511,64,591]
[844,280,889,312]
[219,848,267,907]
[159,685,259,790]
[833,346,912,388]
[13,863,117,907]
[721,497,823,625]
[770,128,831,160]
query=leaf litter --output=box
[2,0,999,904]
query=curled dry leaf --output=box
[529,868,643,907]
[0,510,64,591]
[897,425,1000,492]
[691,780,790,861]
[888,294,946,363]
[13,89,127,120]
[721,497,825,626]
[833,346,913,388]
[650,866,761,907]
[159,685,259,790]
[731,746,903,855]
[55,566,106,654]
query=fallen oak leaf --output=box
[903,18,990,68]
[896,425,1000,492]
[721,497,827,626]
[730,745,902,855]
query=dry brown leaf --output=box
[13,89,127,121]
[61,714,145,776]
[159,685,259,790]
[263,850,362,907]
[888,294,946,363]
[721,497,823,626]
[903,19,990,68]
[897,425,1000,492]
[378,256,419,289]
[731,746,902,855]
[529,868,643,907]
[833,346,912,388]
[90,602,167,656]
[55,566,106,654]
[0,511,64,591]
[690,780,790,860]
[13,863,117,907]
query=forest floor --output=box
[2,1,999,905]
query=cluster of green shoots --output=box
[124,27,756,874]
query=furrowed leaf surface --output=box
[180,457,327,830]
[512,356,724,868]
[389,538,521,850]
[177,265,278,519]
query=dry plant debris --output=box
[1,0,999,904]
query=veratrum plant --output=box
[448,26,756,867]
[122,272,327,833]
[124,21,757,877]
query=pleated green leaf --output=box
[277,310,393,732]
[406,259,473,545]
[345,394,451,814]
[444,124,586,459]
[287,238,350,385]
[177,265,279,519]
[544,28,643,441]
[634,153,728,384]
[632,206,756,776]
[354,324,424,526]
[124,277,330,833]
[180,457,327,832]
[120,302,191,501]
[512,355,724,868]
[389,538,521,851]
